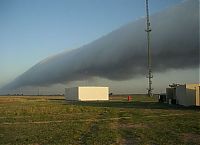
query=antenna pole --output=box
[145,0,153,96]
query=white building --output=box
[176,84,200,106]
[65,86,109,101]
[166,84,200,106]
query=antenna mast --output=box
[145,0,153,96]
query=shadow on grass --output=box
[65,101,200,111]
[48,98,65,101]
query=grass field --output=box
[0,95,200,145]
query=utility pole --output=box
[145,0,153,96]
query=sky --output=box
[0,0,198,94]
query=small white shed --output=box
[65,86,109,101]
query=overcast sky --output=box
[0,0,199,94]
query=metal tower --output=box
[145,0,153,96]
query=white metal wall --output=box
[65,87,78,100]
[79,87,109,101]
[176,84,200,106]
[65,87,109,101]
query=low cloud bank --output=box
[2,0,199,90]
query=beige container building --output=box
[65,86,109,101]
[175,84,200,106]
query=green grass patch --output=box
[0,95,199,145]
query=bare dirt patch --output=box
[119,123,149,129]
[181,133,200,144]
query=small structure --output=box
[166,83,200,106]
[65,86,109,101]
[166,86,177,104]
[158,94,167,103]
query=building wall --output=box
[175,84,200,106]
[195,86,200,106]
[166,88,176,99]
[176,85,187,105]
[186,84,200,106]
[65,87,78,100]
[79,87,109,101]
[65,87,109,101]
[195,85,199,106]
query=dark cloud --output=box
[2,0,199,90]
